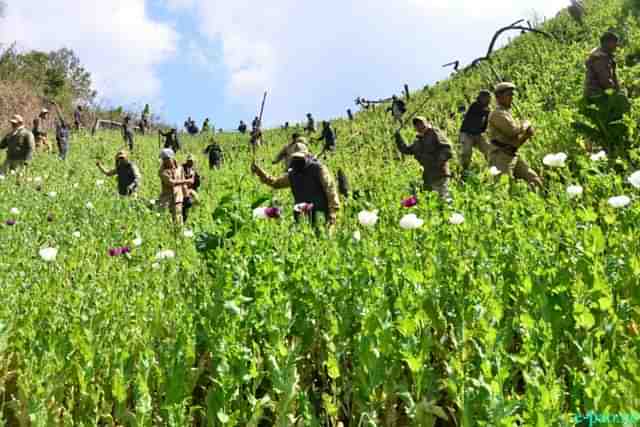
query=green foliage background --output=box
[1,0,640,425]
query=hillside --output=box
[1,0,639,425]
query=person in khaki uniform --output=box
[487,82,542,189]
[459,90,492,175]
[158,148,191,225]
[33,108,51,152]
[394,116,453,201]
[273,133,309,171]
[585,32,619,99]
[252,152,340,228]
[0,114,35,173]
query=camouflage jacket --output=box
[488,105,527,154]
[274,141,309,169]
[0,127,35,162]
[395,128,452,184]
[585,47,619,98]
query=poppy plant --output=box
[358,210,379,227]
[399,214,424,230]
[542,152,567,168]
[294,203,314,214]
[401,195,418,208]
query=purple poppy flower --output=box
[108,248,122,257]
[264,207,281,219]
[121,246,131,254]
[402,195,418,208]
[294,203,314,214]
[5,219,16,226]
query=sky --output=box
[0,0,566,129]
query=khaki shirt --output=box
[488,105,526,149]
[158,164,187,207]
[585,47,619,98]
[395,128,452,184]
[255,163,340,217]
[0,127,35,161]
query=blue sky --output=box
[1,0,567,129]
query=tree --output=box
[48,48,96,104]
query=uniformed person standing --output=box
[51,102,70,160]
[487,82,542,189]
[158,148,189,225]
[387,95,407,123]
[585,32,620,99]
[394,116,453,201]
[204,139,224,169]
[315,121,337,157]
[122,115,134,151]
[252,152,340,228]
[0,114,35,173]
[304,113,316,134]
[459,90,492,175]
[33,108,51,152]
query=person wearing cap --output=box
[96,150,141,196]
[204,139,224,169]
[251,152,340,228]
[33,108,51,152]
[394,116,453,201]
[273,133,309,171]
[51,102,70,160]
[181,154,201,222]
[459,90,492,176]
[487,82,542,189]
[122,115,135,151]
[0,114,36,173]
[315,121,338,158]
[158,148,190,225]
[304,113,316,134]
[585,31,620,99]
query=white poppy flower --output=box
[72,183,79,189]
[39,247,58,262]
[590,151,607,161]
[358,210,379,227]
[10,207,19,215]
[353,230,362,242]
[628,171,640,189]
[399,214,424,230]
[155,250,175,260]
[72,231,81,238]
[133,237,143,247]
[33,176,42,183]
[149,199,156,206]
[489,166,501,176]
[608,196,631,208]
[9,170,16,175]
[96,180,105,186]
[566,185,584,198]
[0,175,6,181]
[48,191,57,198]
[183,229,194,238]
[449,213,465,225]
[253,207,268,219]
[151,262,160,270]
[85,202,94,209]
[543,152,567,168]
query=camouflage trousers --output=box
[488,146,541,186]
[424,176,451,201]
[459,132,491,170]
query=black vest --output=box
[288,159,329,219]
[117,163,137,195]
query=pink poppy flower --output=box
[264,207,281,219]
[402,195,418,208]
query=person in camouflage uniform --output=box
[33,108,51,152]
[387,95,407,123]
[201,118,211,134]
[252,152,340,228]
[395,116,453,201]
[160,128,181,152]
[96,150,141,196]
[0,114,35,173]
[181,154,201,222]
[122,115,134,151]
[487,82,542,189]
[74,106,83,131]
[140,104,150,135]
[585,32,619,99]
[273,133,309,171]
[238,120,247,134]
[459,90,492,175]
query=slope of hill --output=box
[0,0,639,425]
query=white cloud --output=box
[168,0,566,125]
[0,0,178,104]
